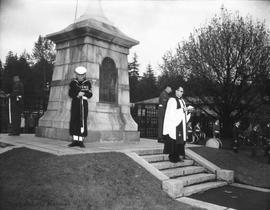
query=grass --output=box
[189,146,270,188]
[0,148,202,210]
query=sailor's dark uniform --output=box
[69,79,92,138]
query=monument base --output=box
[35,126,140,142]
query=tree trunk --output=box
[221,114,233,138]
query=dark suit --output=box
[232,124,241,153]
[157,90,170,142]
[9,80,24,135]
[250,127,260,157]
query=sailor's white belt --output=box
[159,104,163,107]
[82,96,88,100]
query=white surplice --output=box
[163,97,191,141]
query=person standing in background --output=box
[194,122,201,137]
[187,122,193,143]
[262,122,270,162]
[8,75,24,136]
[232,121,241,153]
[250,123,260,157]
[213,119,221,139]
[157,85,172,143]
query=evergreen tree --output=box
[128,53,140,102]
[31,35,55,95]
[32,35,55,64]
[137,64,158,101]
[30,35,56,110]
[143,64,156,85]
[2,51,19,93]
[1,51,30,93]
[21,50,33,66]
[18,54,31,81]
[128,53,140,78]
[157,50,189,93]
[0,35,56,114]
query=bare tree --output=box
[160,9,270,137]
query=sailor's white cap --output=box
[75,66,87,75]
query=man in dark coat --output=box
[157,85,172,143]
[68,66,92,148]
[262,122,270,162]
[213,119,221,139]
[163,86,194,162]
[250,124,260,157]
[8,75,24,136]
[187,122,193,143]
[232,121,241,153]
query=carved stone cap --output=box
[46,18,139,49]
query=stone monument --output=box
[36,0,140,142]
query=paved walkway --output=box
[189,185,270,210]
[0,133,164,155]
[0,134,201,155]
[0,133,202,156]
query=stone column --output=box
[36,14,140,142]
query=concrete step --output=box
[141,154,169,162]
[162,166,205,178]
[173,173,216,187]
[134,149,231,198]
[183,181,228,197]
[151,159,194,170]
[135,149,163,156]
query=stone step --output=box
[173,173,216,187]
[183,181,228,197]
[135,149,163,156]
[162,166,205,178]
[141,154,169,162]
[151,159,194,170]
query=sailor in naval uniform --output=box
[68,66,92,148]
[163,86,194,162]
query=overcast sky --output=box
[0,0,270,75]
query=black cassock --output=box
[163,97,191,161]
[69,79,92,137]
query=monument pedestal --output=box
[36,17,140,142]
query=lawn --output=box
[0,148,202,210]
[189,146,270,188]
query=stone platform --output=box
[0,133,162,156]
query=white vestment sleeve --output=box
[163,98,185,140]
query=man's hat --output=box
[75,66,87,75]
